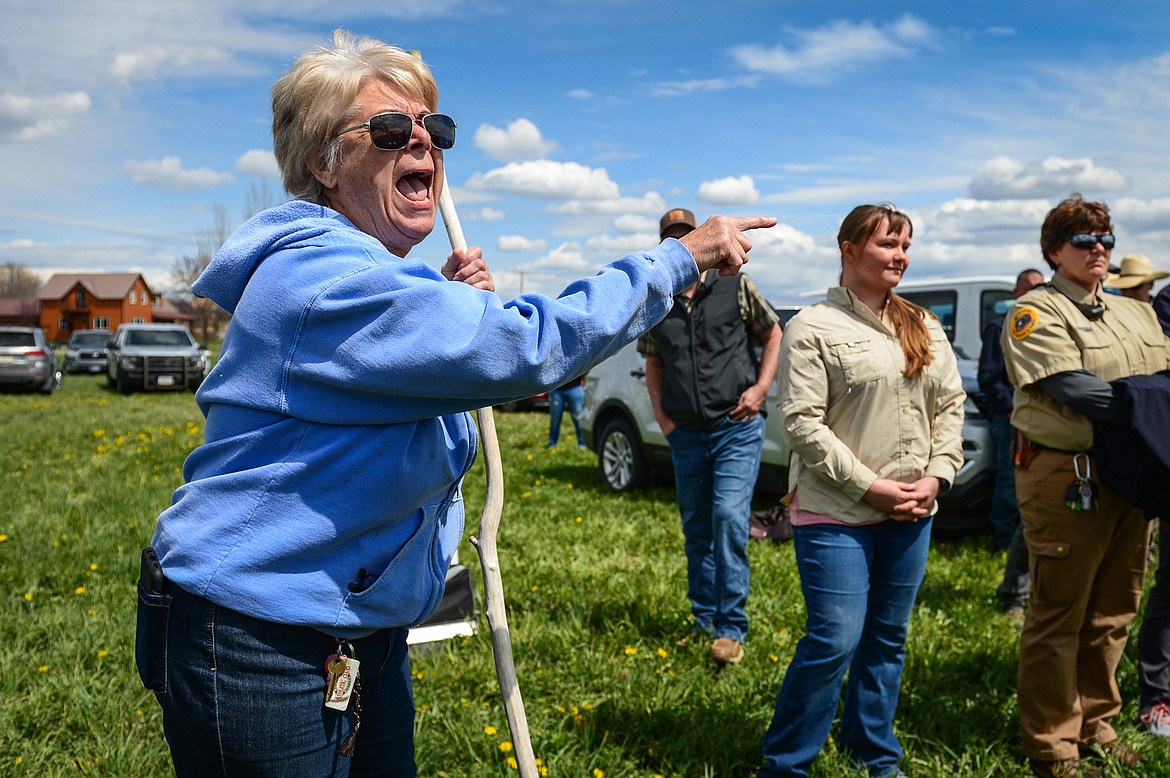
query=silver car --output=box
[63,329,112,373]
[0,326,62,394]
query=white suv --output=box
[582,280,1017,531]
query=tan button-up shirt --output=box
[778,287,966,525]
[1003,272,1170,451]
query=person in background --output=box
[1103,253,1168,303]
[1137,277,1170,738]
[547,373,587,449]
[135,30,776,776]
[1002,195,1170,778]
[977,267,1045,620]
[640,207,782,666]
[758,204,965,778]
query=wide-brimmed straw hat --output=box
[1104,253,1169,289]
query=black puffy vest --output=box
[650,273,759,431]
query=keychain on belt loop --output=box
[1064,453,1097,512]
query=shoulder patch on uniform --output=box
[1010,306,1040,340]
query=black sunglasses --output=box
[1064,232,1115,250]
[336,112,457,151]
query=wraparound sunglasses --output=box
[336,112,457,150]
[1064,232,1115,250]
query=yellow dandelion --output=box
[531,585,539,592]
[594,769,604,778]
[566,483,573,489]
[23,592,32,601]
[540,767,548,776]
[526,454,534,460]
[88,609,96,615]
[75,586,85,595]
[556,705,566,713]
[770,654,779,662]
[535,759,543,766]
[522,491,532,498]
[624,647,637,656]
[15,757,23,765]
[0,534,8,542]
[90,563,99,571]
[499,741,513,753]
[575,516,583,523]
[97,650,109,659]
[507,756,517,769]
[38,665,48,673]
[484,726,497,736]
[657,647,668,658]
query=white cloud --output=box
[730,15,937,80]
[475,207,505,221]
[925,197,1053,242]
[613,214,657,234]
[466,160,620,200]
[698,175,760,206]
[652,75,760,97]
[235,149,281,181]
[123,156,234,190]
[530,241,590,271]
[0,88,91,141]
[968,156,1129,200]
[111,44,234,84]
[1112,196,1170,231]
[550,192,666,215]
[568,89,593,100]
[474,118,558,162]
[498,235,547,252]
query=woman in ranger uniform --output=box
[1003,195,1170,778]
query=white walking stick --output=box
[438,183,539,778]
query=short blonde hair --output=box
[271,29,440,204]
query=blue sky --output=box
[2,0,1169,303]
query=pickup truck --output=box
[106,323,206,395]
[581,277,1019,531]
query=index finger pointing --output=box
[730,216,778,232]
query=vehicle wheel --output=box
[116,369,133,395]
[597,417,649,492]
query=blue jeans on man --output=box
[667,414,764,644]
[758,517,932,778]
[989,413,1030,611]
[547,383,586,448]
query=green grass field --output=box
[1,372,1165,776]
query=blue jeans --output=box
[988,414,1022,550]
[547,384,585,447]
[1139,517,1170,713]
[667,414,764,643]
[758,518,933,778]
[139,582,416,777]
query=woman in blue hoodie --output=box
[135,29,773,777]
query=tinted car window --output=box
[0,332,36,347]
[70,333,110,347]
[124,330,194,347]
[899,290,958,343]
[981,289,1015,332]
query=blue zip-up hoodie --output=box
[152,201,697,636]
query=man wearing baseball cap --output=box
[638,208,782,666]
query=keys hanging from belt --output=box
[1064,453,1097,512]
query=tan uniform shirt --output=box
[1003,272,1170,451]
[779,287,966,525]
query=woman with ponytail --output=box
[758,204,965,778]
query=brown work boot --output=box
[710,637,744,665]
[1097,738,1142,766]
[1028,757,1101,778]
